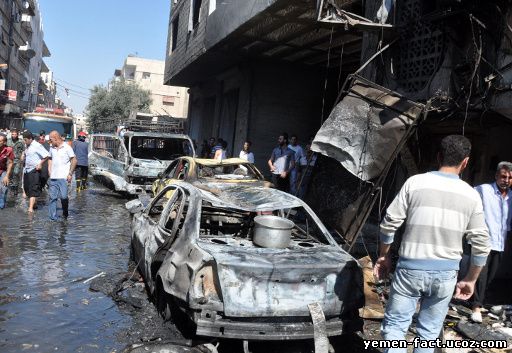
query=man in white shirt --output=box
[470,162,512,323]
[288,135,304,195]
[239,141,255,163]
[22,131,49,213]
[48,131,77,220]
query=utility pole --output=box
[27,79,34,112]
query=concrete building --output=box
[164,0,363,170]
[38,70,56,108]
[0,0,50,127]
[115,56,189,118]
[73,113,87,133]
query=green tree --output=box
[86,78,152,132]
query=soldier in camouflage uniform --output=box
[7,128,25,194]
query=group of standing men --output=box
[374,135,512,353]
[268,132,316,197]
[0,129,88,221]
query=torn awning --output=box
[312,77,425,181]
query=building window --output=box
[163,96,175,106]
[171,14,179,53]
[142,72,151,79]
[190,0,202,29]
[209,0,216,15]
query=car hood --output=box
[197,241,363,317]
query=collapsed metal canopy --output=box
[312,75,425,181]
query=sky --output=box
[38,0,171,115]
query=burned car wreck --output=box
[89,131,195,195]
[128,182,363,340]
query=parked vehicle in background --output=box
[128,182,364,340]
[151,156,271,196]
[23,110,74,139]
[89,119,195,195]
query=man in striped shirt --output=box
[374,135,490,353]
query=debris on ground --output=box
[357,267,512,352]
[88,269,190,347]
[357,256,384,320]
[83,271,106,284]
[123,341,211,353]
[455,319,509,342]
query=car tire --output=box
[168,297,197,339]
[156,279,172,321]
[155,279,197,338]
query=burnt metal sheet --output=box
[198,183,303,211]
[198,241,359,317]
[312,77,425,181]
[195,315,345,340]
[309,302,329,353]
[317,0,393,30]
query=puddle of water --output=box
[0,183,133,353]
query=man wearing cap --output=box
[22,131,49,212]
[72,131,89,191]
[0,134,14,209]
[470,161,512,323]
[48,130,76,220]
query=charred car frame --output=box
[89,131,195,195]
[128,182,363,340]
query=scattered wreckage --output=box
[89,120,195,195]
[127,182,364,341]
[151,157,271,196]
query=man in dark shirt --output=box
[72,132,89,191]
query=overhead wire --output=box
[54,77,92,92]
[56,85,90,100]
[337,43,344,94]
[55,82,91,97]
[462,15,483,136]
[55,82,90,96]
[320,26,334,126]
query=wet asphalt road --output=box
[0,182,134,353]
[0,182,376,353]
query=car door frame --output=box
[89,134,128,178]
[140,185,188,290]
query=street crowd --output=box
[0,127,88,220]
[199,132,317,198]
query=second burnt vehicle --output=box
[89,118,195,195]
[127,182,364,340]
[151,156,272,197]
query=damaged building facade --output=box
[164,0,363,168]
[165,0,512,277]
[312,0,512,278]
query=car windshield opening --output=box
[199,202,328,245]
[130,136,193,160]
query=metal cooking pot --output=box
[253,215,295,248]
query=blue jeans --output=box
[381,268,457,353]
[48,179,69,220]
[289,168,298,195]
[0,171,7,209]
